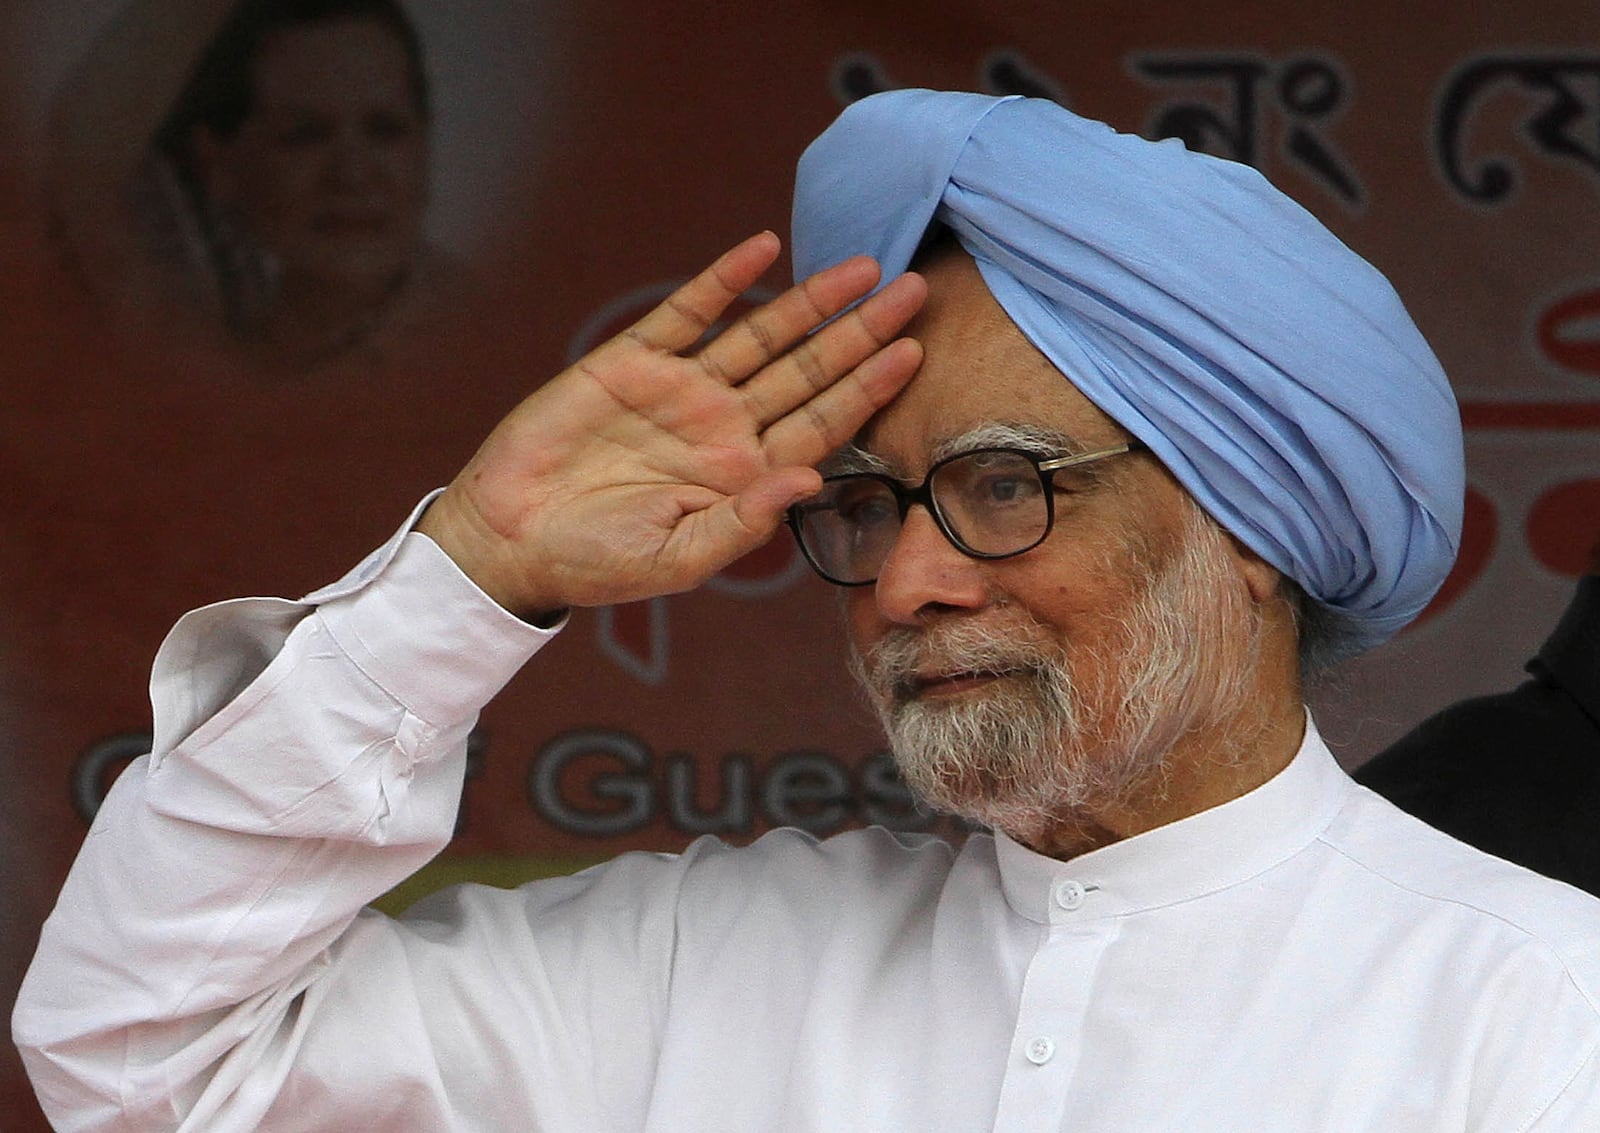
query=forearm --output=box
[13,531,553,1130]
[11,229,926,1125]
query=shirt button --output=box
[1053,879,1087,911]
[1025,1036,1056,1065]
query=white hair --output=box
[850,497,1264,847]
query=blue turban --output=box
[792,89,1463,654]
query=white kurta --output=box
[14,527,1600,1132]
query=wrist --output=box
[413,490,565,622]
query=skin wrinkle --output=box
[849,497,1266,849]
[839,246,1305,859]
[822,420,1123,481]
[928,422,1081,465]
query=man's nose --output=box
[327,130,381,189]
[873,506,990,624]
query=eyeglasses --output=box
[786,440,1146,586]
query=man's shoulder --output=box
[1325,785,1600,984]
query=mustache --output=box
[858,620,1062,703]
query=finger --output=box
[694,255,884,385]
[626,232,783,354]
[762,335,924,469]
[684,467,825,573]
[739,271,927,429]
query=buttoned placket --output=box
[991,875,1112,1131]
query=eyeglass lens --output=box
[796,449,1052,584]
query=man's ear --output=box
[1226,532,1284,605]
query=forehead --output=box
[251,18,416,108]
[859,250,1125,471]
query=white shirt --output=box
[14,526,1600,1132]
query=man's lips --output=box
[898,669,1014,699]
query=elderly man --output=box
[16,91,1600,1131]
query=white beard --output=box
[850,504,1262,846]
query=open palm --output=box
[417,232,927,617]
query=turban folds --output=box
[792,89,1463,654]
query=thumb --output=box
[732,467,824,534]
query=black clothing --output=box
[1356,576,1600,896]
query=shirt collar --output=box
[994,713,1352,924]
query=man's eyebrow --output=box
[821,445,894,477]
[928,422,1078,464]
[826,422,1109,478]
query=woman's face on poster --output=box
[194,16,430,299]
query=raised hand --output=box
[416,232,927,619]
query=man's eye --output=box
[834,486,896,528]
[972,473,1040,506]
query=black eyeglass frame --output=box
[785,439,1147,587]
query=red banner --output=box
[4,2,1598,1124]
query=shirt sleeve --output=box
[11,524,560,1132]
[1522,1038,1600,1132]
